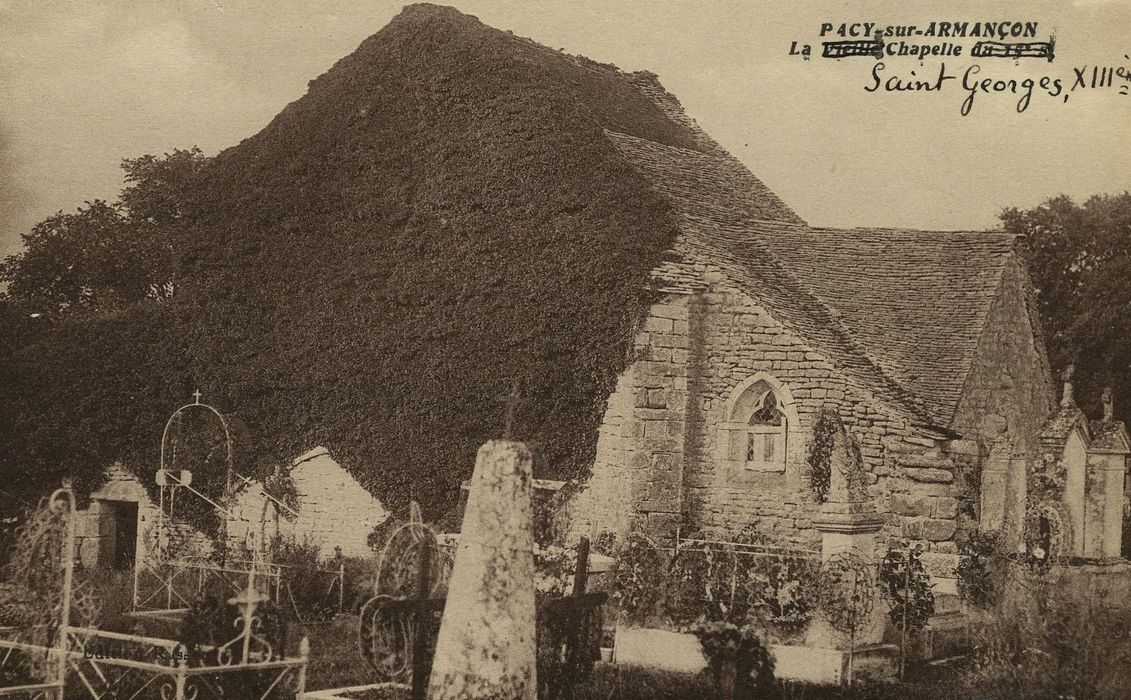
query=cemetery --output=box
[3,387,1131,699]
[3,4,1130,699]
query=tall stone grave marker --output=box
[427,440,537,699]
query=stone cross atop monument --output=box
[497,379,523,440]
[1060,364,1075,407]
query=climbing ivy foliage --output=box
[0,304,196,502]
[806,408,839,503]
[171,6,686,518]
[2,6,687,518]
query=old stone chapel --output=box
[69,5,1131,576]
[569,92,1130,564]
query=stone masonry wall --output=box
[951,259,1055,455]
[685,270,969,553]
[575,265,975,557]
[569,294,692,540]
[229,447,388,557]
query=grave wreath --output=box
[664,541,736,626]
[611,532,668,626]
[742,554,819,641]
[690,621,776,700]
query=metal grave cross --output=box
[365,536,446,700]
[541,537,609,700]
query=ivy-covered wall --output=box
[164,5,693,519]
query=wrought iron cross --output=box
[498,378,523,440]
[366,537,444,700]
[542,537,608,700]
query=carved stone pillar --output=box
[812,418,885,653]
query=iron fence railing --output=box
[133,559,284,612]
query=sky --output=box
[1,0,1128,259]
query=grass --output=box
[298,616,378,691]
[580,665,977,700]
[293,622,974,700]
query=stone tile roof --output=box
[606,130,1021,430]
[1088,420,1131,453]
[762,226,1017,426]
[606,131,939,430]
[1039,402,1088,447]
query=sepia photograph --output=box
[1,1,1129,698]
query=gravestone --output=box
[427,440,538,699]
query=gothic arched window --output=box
[746,390,785,465]
[721,375,792,473]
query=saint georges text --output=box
[866,62,1065,115]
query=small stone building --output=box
[77,446,386,569]
[228,447,388,557]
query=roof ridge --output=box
[603,130,938,428]
[944,253,1016,427]
[602,130,807,226]
[810,226,1017,240]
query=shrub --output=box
[690,621,776,700]
[590,529,619,557]
[955,530,1006,610]
[340,555,381,614]
[272,535,340,622]
[879,545,935,632]
[612,532,669,626]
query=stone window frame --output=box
[717,372,800,476]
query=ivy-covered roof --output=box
[170,3,715,516]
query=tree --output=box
[0,148,209,315]
[0,148,209,503]
[1002,192,1131,420]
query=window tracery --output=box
[722,376,792,473]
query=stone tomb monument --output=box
[428,440,538,699]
